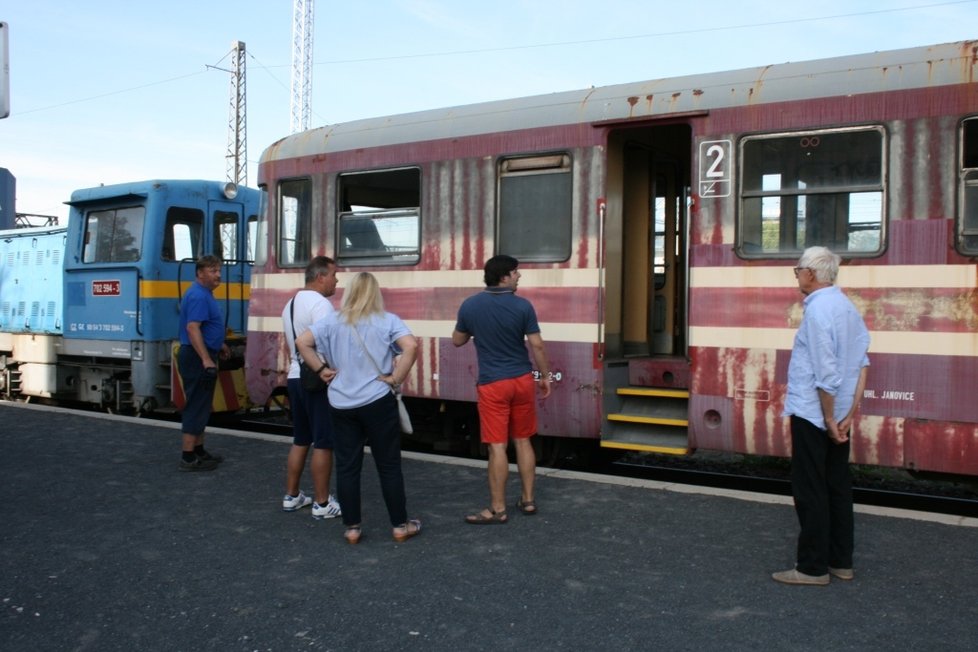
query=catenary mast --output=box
[290,0,314,134]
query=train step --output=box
[601,387,690,455]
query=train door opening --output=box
[608,125,690,361]
[601,124,691,453]
[209,201,251,336]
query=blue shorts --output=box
[287,378,335,450]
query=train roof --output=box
[65,179,255,206]
[0,223,67,239]
[261,40,976,164]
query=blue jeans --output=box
[331,392,407,527]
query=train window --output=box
[253,188,269,266]
[245,213,258,263]
[82,205,145,263]
[738,128,884,257]
[162,207,203,262]
[214,211,240,263]
[278,178,313,267]
[337,168,420,265]
[497,154,572,262]
[957,118,978,254]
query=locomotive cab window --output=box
[337,168,420,266]
[498,154,572,262]
[278,178,312,267]
[82,205,145,263]
[957,118,978,254]
[162,207,203,261]
[738,128,884,257]
[214,211,241,263]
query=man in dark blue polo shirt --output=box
[177,255,230,471]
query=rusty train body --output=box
[245,40,978,476]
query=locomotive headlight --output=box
[223,182,238,200]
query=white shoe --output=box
[771,568,830,586]
[282,491,313,512]
[312,494,342,519]
[829,567,854,580]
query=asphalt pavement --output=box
[1,402,976,651]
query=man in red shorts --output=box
[453,255,552,524]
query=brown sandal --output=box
[344,525,362,544]
[392,519,422,542]
[465,508,508,525]
[516,499,537,515]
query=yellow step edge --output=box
[607,413,689,427]
[617,387,689,399]
[600,440,689,455]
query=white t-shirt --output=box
[281,289,335,379]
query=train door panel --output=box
[208,201,250,336]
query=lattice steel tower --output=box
[290,0,314,134]
[225,40,247,186]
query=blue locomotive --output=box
[0,179,262,413]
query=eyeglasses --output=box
[793,266,810,277]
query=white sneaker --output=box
[312,494,342,519]
[282,491,313,512]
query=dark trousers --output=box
[178,345,219,436]
[331,392,407,527]
[790,415,854,575]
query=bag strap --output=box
[288,297,298,353]
[350,323,396,395]
[350,324,383,375]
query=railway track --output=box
[606,459,978,519]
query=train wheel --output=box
[265,392,291,420]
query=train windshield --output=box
[82,205,145,263]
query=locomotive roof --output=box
[261,40,976,164]
[65,179,250,206]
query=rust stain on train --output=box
[849,288,978,332]
[626,96,639,118]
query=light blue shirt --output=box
[783,285,870,430]
[309,311,411,409]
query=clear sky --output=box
[2,0,976,222]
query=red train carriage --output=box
[246,40,978,476]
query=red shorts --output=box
[476,373,537,444]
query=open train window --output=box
[82,205,145,263]
[337,168,420,266]
[214,211,240,263]
[497,154,572,262]
[738,127,885,258]
[956,118,978,255]
[162,207,203,261]
[278,178,312,267]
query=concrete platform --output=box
[1,402,976,651]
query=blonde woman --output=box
[296,272,420,544]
